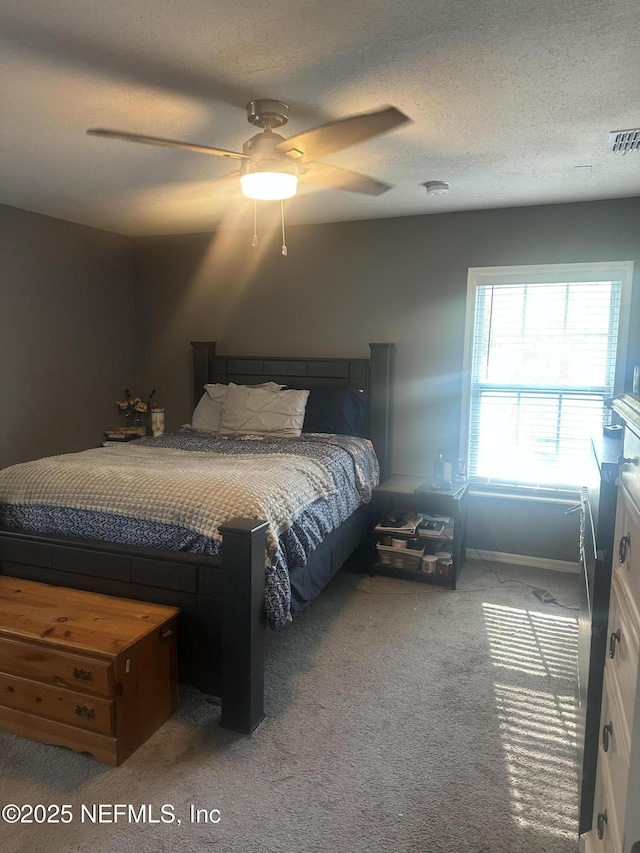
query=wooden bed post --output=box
[218,517,269,734]
[368,343,395,481]
[190,341,217,408]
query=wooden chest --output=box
[0,576,179,766]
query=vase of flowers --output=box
[117,389,156,433]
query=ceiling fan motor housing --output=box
[241,131,298,177]
[246,99,289,129]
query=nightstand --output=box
[372,475,469,589]
[102,428,146,447]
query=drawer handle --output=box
[597,810,608,840]
[602,721,613,752]
[609,629,621,659]
[73,667,93,682]
[618,533,631,564]
[75,704,95,721]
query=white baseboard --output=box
[466,548,579,574]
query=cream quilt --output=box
[0,444,338,559]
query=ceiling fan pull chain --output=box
[281,199,288,256]
[252,199,258,247]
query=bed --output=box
[0,341,394,733]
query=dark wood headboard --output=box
[190,342,394,479]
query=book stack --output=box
[102,427,146,446]
[418,514,452,539]
[374,511,423,537]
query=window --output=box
[462,263,633,489]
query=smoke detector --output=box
[423,181,450,196]
[607,129,640,154]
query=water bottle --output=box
[434,450,445,482]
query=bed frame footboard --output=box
[0,518,268,735]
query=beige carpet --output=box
[0,558,580,853]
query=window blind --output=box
[468,279,622,488]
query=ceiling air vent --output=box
[607,128,640,153]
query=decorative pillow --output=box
[302,385,368,437]
[192,391,224,432]
[219,383,310,437]
[191,382,283,432]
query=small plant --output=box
[117,388,156,426]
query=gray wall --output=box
[134,197,640,475]
[0,204,137,468]
[133,197,640,563]
[467,493,580,563]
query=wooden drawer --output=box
[0,672,114,735]
[599,669,630,833]
[613,478,640,619]
[618,424,640,524]
[605,575,639,737]
[590,755,622,853]
[0,636,113,697]
[0,705,118,765]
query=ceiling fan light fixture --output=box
[240,170,299,200]
[240,159,299,201]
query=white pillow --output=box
[192,390,225,432]
[219,383,309,437]
[191,382,284,432]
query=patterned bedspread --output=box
[0,430,379,628]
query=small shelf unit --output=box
[371,475,469,590]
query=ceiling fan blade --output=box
[301,161,392,195]
[210,170,242,193]
[276,106,411,160]
[87,128,248,161]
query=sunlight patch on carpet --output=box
[483,602,579,839]
[483,603,577,678]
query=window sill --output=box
[469,482,581,505]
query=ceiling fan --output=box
[87,99,412,202]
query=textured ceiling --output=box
[1,0,639,235]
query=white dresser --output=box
[581,395,640,853]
